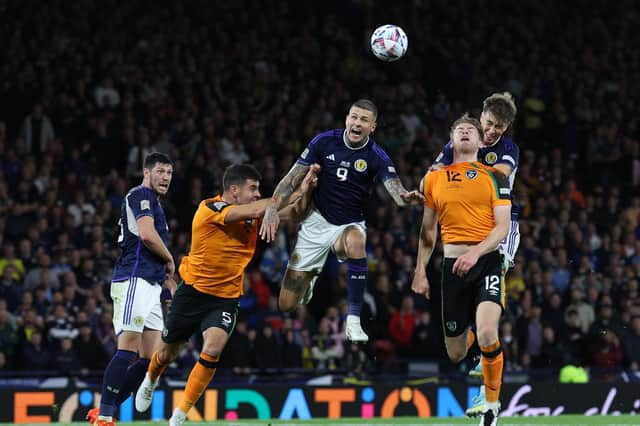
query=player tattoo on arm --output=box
[272,164,311,208]
[261,163,310,242]
[383,177,424,206]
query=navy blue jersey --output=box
[296,129,398,225]
[435,136,520,219]
[112,185,169,284]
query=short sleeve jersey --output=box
[296,129,398,225]
[178,195,259,298]
[423,162,511,244]
[435,136,520,219]
[112,185,169,284]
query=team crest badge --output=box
[290,252,301,265]
[133,316,144,327]
[466,169,478,180]
[446,321,457,332]
[484,152,498,164]
[354,159,367,172]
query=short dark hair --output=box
[143,152,172,169]
[483,92,517,125]
[349,99,378,119]
[222,164,261,191]
[450,113,484,140]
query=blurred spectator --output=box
[223,321,253,374]
[590,329,624,380]
[311,317,343,370]
[535,326,565,369]
[51,337,78,375]
[254,325,282,370]
[344,342,369,379]
[389,295,417,357]
[21,104,55,164]
[22,329,50,371]
[0,243,25,280]
[259,236,289,288]
[499,320,520,371]
[410,311,440,360]
[622,316,640,371]
[0,266,22,311]
[23,253,60,292]
[282,328,303,369]
[46,303,79,348]
[75,322,109,372]
[566,288,595,334]
[0,309,18,368]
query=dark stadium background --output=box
[0,0,638,394]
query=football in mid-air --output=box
[370,24,408,62]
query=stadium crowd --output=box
[0,0,638,381]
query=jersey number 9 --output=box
[336,167,349,181]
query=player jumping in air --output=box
[260,99,423,342]
[414,114,511,426]
[431,93,519,416]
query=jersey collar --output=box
[482,135,502,149]
[342,130,370,150]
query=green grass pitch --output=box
[6,415,639,426]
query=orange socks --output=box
[467,329,476,351]
[148,351,170,382]
[480,341,504,403]
[178,352,219,413]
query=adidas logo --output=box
[325,154,335,161]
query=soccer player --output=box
[432,92,519,268]
[88,152,175,426]
[431,93,519,415]
[134,163,319,426]
[259,99,423,342]
[412,114,511,426]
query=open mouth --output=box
[350,128,362,137]
[461,136,470,142]
[158,183,169,191]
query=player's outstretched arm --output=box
[260,163,311,242]
[411,205,438,299]
[383,177,425,206]
[226,165,320,225]
[278,164,320,222]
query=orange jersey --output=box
[179,195,259,298]
[423,162,511,244]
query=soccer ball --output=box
[370,24,408,62]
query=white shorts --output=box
[288,209,366,272]
[498,219,520,267]
[111,277,163,335]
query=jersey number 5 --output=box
[336,167,349,181]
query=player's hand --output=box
[400,190,425,205]
[411,272,430,299]
[452,249,480,277]
[259,203,280,243]
[164,276,177,296]
[300,164,321,193]
[165,259,175,277]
